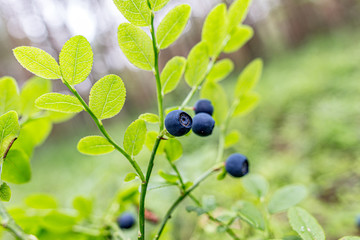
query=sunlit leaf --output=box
[123,119,147,156]
[207,59,234,82]
[113,0,151,26]
[148,0,170,11]
[185,42,209,87]
[0,111,20,159]
[35,93,83,113]
[161,56,186,95]
[25,194,58,209]
[0,77,20,115]
[2,149,31,184]
[145,131,165,154]
[164,138,183,162]
[234,59,263,97]
[224,130,240,148]
[233,92,260,117]
[228,0,252,33]
[124,173,138,182]
[139,113,159,123]
[158,170,178,183]
[224,25,253,53]
[77,136,115,155]
[201,81,228,125]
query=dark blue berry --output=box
[192,113,215,137]
[225,153,249,178]
[117,212,135,229]
[356,215,360,229]
[165,110,192,137]
[194,99,214,116]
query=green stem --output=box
[0,202,37,240]
[62,80,145,182]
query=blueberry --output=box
[356,214,360,229]
[165,110,192,137]
[192,113,215,137]
[225,153,249,178]
[117,212,135,229]
[194,99,214,116]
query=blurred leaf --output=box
[186,206,206,216]
[201,81,228,125]
[118,23,154,71]
[0,76,20,115]
[224,130,241,148]
[117,185,139,203]
[42,211,77,233]
[0,182,11,202]
[185,42,209,87]
[233,92,260,117]
[227,0,252,33]
[77,136,115,155]
[89,74,126,120]
[113,0,151,26]
[73,196,93,219]
[234,59,263,98]
[145,131,165,154]
[207,59,234,82]
[0,111,20,159]
[148,0,169,11]
[340,237,360,240]
[217,167,227,180]
[161,56,186,95]
[224,25,253,53]
[124,173,138,182]
[184,181,193,190]
[124,119,147,156]
[157,4,191,49]
[158,170,178,183]
[25,194,57,209]
[2,149,31,184]
[59,35,93,85]
[22,118,52,146]
[20,77,52,117]
[268,185,307,214]
[236,200,265,230]
[139,113,159,123]
[202,4,228,57]
[242,174,269,198]
[35,93,83,113]
[288,207,325,240]
[202,195,217,212]
[164,138,183,162]
[46,111,76,124]
[13,47,61,79]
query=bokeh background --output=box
[1,0,360,239]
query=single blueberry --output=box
[192,113,215,137]
[165,110,192,137]
[117,212,135,229]
[194,99,214,116]
[225,153,249,178]
[356,214,360,229]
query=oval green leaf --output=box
[89,74,126,120]
[0,77,20,115]
[113,0,151,26]
[158,170,178,183]
[123,119,147,156]
[59,35,93,85]
[228,0,252,33]
[25,194,58,209]
[201,81,228,125]
[149,0,170,11]
[234,58,263,98]
[0,182,11,202]
[233,92,260,117]
[35,93,83,113]
[242,174,269,198]
[145,131,165,154]
[268,185,307,214]
[124,172,138,182]
[224,25,253,53]
[2,149,31,184]
[161,56,186,95]
[77,136,115,155]
[0,111,20,159]
[236,200,265,230]
[207,59,234,82]
[224,130,241,149]
[185,42,210,87]
[139,113,159,123]
[164,138,183,162]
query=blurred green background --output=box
[1,0,360,239]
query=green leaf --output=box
[217,167,227,180]
[113,0,151,26]
[13,47,61,79]
[185,42,209,87]
[164,138,183,162]
[228,0,252,33]
[77,136,115,155]
[59,35,93,86]
[124,173,138,182]
[207,59,234,82]
[202,195,217,212]
[42,211,77,233]
[202,4,228,57]
[89,74,126,120]
[224,25,253,53]
[0,111,20,159]
[46,111,76,124]
[35,93,83,113]
[288,207,325,240]
[158,170,178,183]
[340,237,360,240]
[73,196,93,219]
[224,130,241,148]
[268,185,307,214]
[186,205,206,216]
[148,0,170,11]
[0,77,20,115]
[234,59,263,97]
[21,118,52,146]
[20,77,52,117]
[242,174,268,198]
[139,113,159,123]
[145,131,165,154]
[25,194,58,209]
[123,119,147,156]
[0,182,11,202]
[118,23,154,71]
[7,170,28,191]
[161,56,186,95]
[156,4,191,49]
[201,81,228,125]
[233,92,260,117]
[236,200,265,230]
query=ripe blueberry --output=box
[194,99,214,116]
[192,113,215,137]
[117,212,135,229]
[356,214,360,229]
[165,110,192,137]
[225,153,249,178]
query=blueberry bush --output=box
[0,0,359,239]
